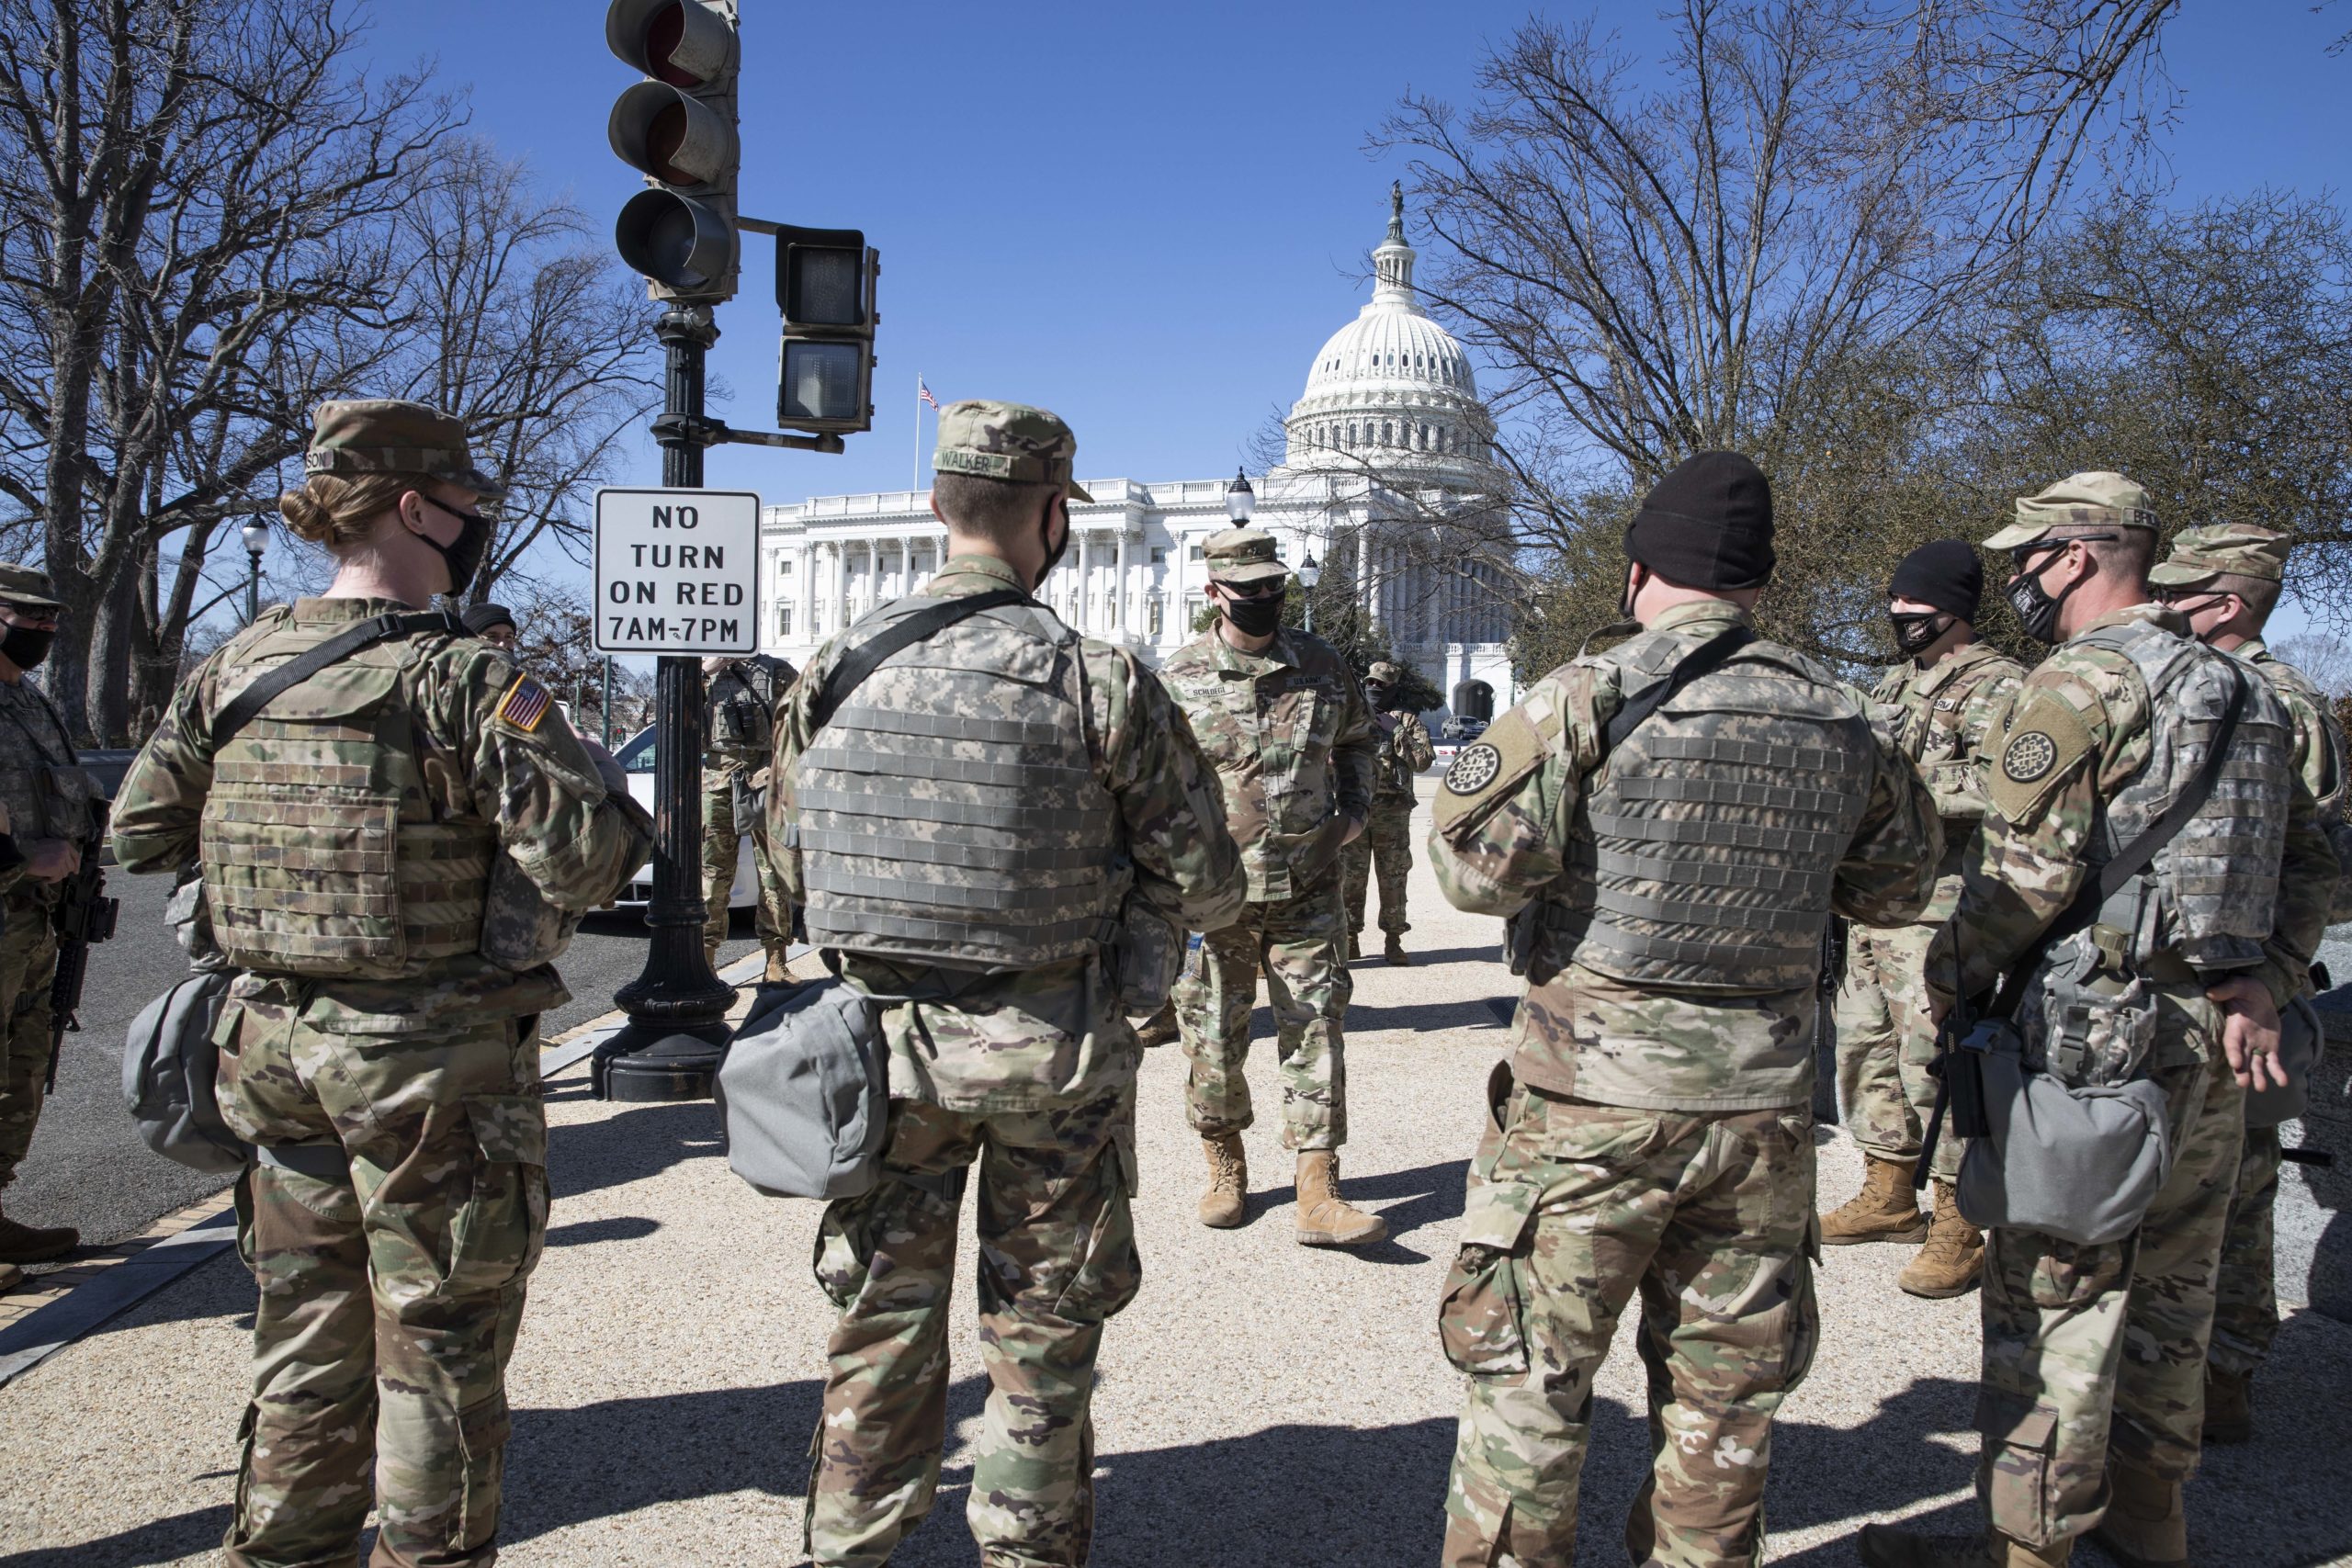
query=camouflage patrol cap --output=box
[2147,524,2290,590]
[1984,471,2153,551]
[1203,525,1292,586]
[1366,660,1405,684]
[933,399,1091,501]
[303,399,506,500]
[0,560,62,609]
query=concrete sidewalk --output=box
[3,792,2347,1566]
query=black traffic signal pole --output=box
[597,305,737,1100]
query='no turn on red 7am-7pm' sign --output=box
[592,488,761,655]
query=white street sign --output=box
[593,487,761,654]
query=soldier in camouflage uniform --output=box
[0,561,96,1267]
[2145,523,2352,1448]
[771,400,1245,1568]
[110,400,652,1568]
[1860,477,2335,1568]
[1428,453,1942,1568]
[1820,541,2025,1299]
[1159,525,1386,1247]
[1342,660,1437,965]
[701,650,798,978]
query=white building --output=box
[759,191,1518,724]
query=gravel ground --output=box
[4,784,2347,1567]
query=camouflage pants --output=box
[216,990,548,1568]
[1341,797,1416,937]
[806,1090,1139,1568]
[1441,1072,1819,1568]
[1176,879,1351,1151]
[1974,1012,2242,1550]
[2208,1122,2282,1378]
[1831,921,1957,1179]
[703,772,792,964]
[0,899,57,1194]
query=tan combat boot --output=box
[1858,1525,2072,1568]
[1898,1179,1984,1298]
[763,944,798,984]
[2201,1366,2252,1445]
[2089,1461,2188,1568]
[0,1211,76,1264]
[1134,1003,1180,1050]
[1820,1156,1928,1246]
[1384,933,1411,966]
[1294,1151,1388,1247]
[1198,1134,1248,1228]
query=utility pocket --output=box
[1982,1401,2062,1547]
[1053,1133,1143,1325]
[455,1390,514,1546]
[446,1094,549,1296]
[1438,1179,1539,1376]
[2027,934,2154,1088]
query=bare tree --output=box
[1374,1,2178,667]
[0,0,462,740]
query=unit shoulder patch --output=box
[1432,705,1552,840]
[495,674,552,734]
[1445,743,1502,795]
[1984,689,2096,827]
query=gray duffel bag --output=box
[714,977,888,1201]
[1955,1017,2174,1246]
[122,966,251,1174]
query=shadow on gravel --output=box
[0,1506,232,1567]
[544,1214,662,1247]
[1343,998,1512,1035]
[545,1100,726,1201]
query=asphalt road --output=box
[6,867,767,1256]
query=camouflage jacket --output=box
[2238,637,2352,926]
[1926,604,2335,1019]
[112,597,653,1032]
[1372,709,1436,803]
[0,673,95,909]
[1429,600,1941,1111]
[705,653,797,775]
[1869,638,2026,919]
[1156,625,1377,902]
[770,555,1246,1112]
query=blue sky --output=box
[356,1,2349,558]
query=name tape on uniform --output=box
[593,488,762,655]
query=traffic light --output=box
[774,225,878,434]
[606,0,740,302]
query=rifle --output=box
[45,799,119,1092]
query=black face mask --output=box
[1032,498,1070,592]
[1889,610,1951,659]
[420,496,493,599]
[1364,682,1395,712]
[1,624,53,671]
[2006,553,2072,644]
[1221,590,1284,638]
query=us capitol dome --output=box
[760,187,1517,725]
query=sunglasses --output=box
[2007,532,2120,571]
[1214,580,1287,602]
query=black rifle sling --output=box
[1600,624,1757,757]
[808,589,1029,733]
[209,610,463,751]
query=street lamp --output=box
[1226,468,1254,523]
[1297,549,1320,635]
[240,520,269,623]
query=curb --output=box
[0,947,783,1392]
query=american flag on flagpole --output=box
[918,377,939,410]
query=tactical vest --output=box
[796,596,1121,973]
[2080,619,2292,973]
[1538,634,1878,992]
[198,623,496,979]
[2249,648,2352,924]
[708,655,788,760]
[1373,720,1416,798]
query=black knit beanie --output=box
[1887,540,1984,623]
[1623,452,1775,591]
[460,602,515,637]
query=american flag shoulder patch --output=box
[496,674,552,733]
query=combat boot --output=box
[1294,1150,1387,1247]
[1384,933,1411,966]
[2201,1366,2252,1445]
[0,1212,76,1263]
[1820,1156,1928,1246]
[1348,932,1363,961]
[1898,1180,1984,1298]
[762,944,798,984]
[2089,1461,2188,1568]
[1857,1525,2070,1568]
[1135,1003,1180,1049]
[1198,1134,1248,1228]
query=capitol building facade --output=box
[757,193,1518,723]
